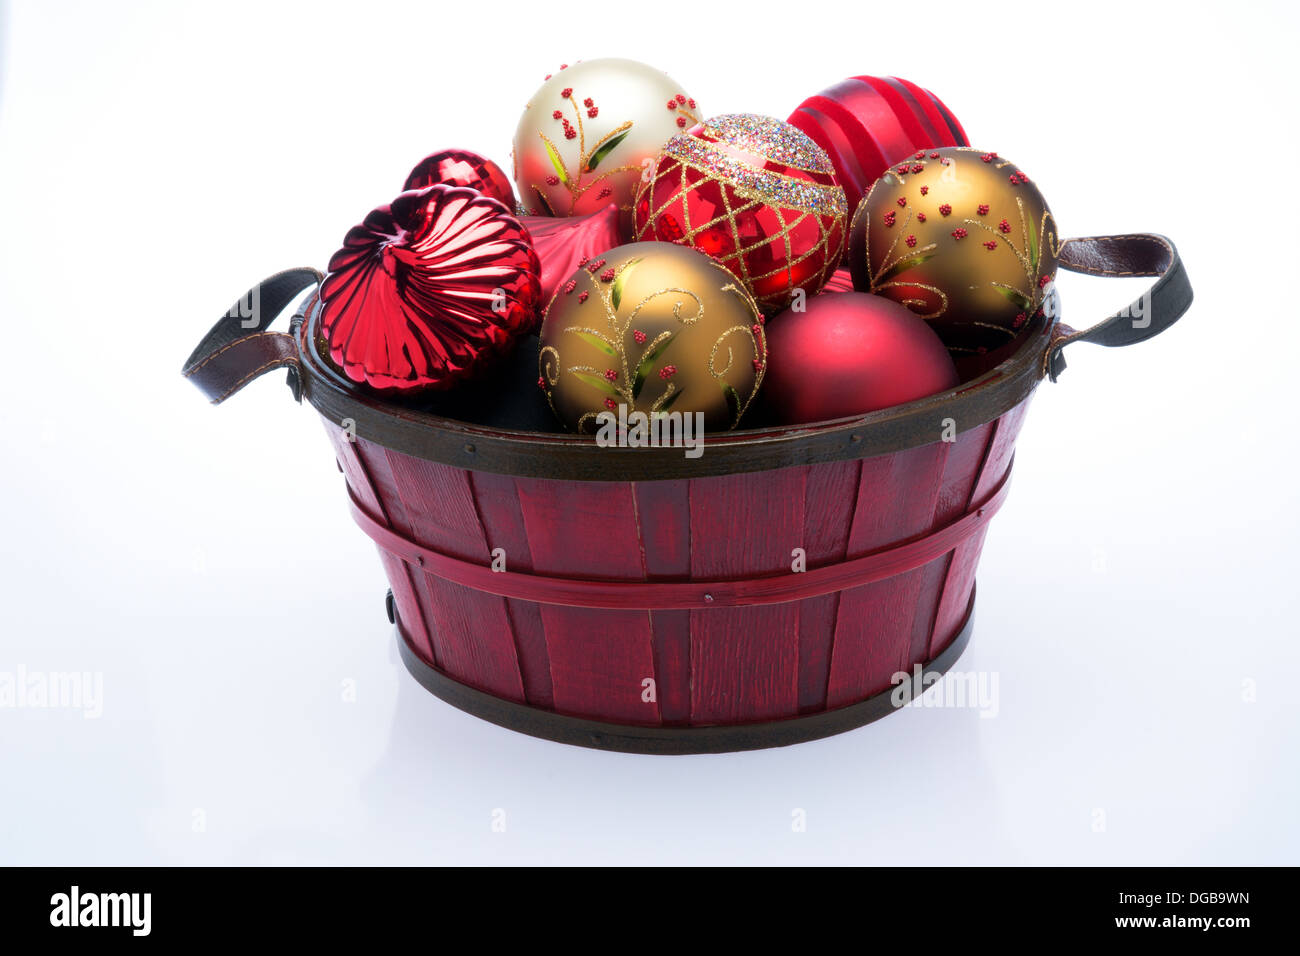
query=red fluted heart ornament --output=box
[320,184,541,394]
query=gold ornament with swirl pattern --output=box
[539,242,766,433]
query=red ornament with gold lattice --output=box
[632,114,848,312]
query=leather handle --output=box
[1046,233,1192,381]
[182,267,323,404]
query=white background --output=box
[1,0,1296,865]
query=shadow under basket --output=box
[185,233,1191,754]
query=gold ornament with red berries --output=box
[847,146,1061,355]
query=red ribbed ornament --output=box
[320,185,541,394]
[788,75,968,217]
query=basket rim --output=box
[295,297,1048,482]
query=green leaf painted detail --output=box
[571,370,621,399]
[532,187,555,216]
[722,382,742,426]
[1026,211,1039,273]
[992,285,1034,311]
[876,253,935,286]
[569,330,617,357]
[632,329,677,400]
[543,139,568,184]
[610,257,643,311]
[585,130,630,172]
[656,388,685,413]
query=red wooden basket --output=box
[185,233,1190,753]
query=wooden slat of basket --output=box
[930,399,1032,657]
[470,471,555,710]
[323,424,434,665]
[634,479,693,725]
[377,449,525,703]
[516,479,661,725]
[798,460,862,713]
[688,469,806,723]
[904,422,997,665]
[826,441,952,707]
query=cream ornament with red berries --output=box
[512,59,700,226]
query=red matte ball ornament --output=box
[320,184,541,394]
[762,292,958,424]
[403,149,516,209]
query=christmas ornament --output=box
[788,75,968,216]
[519,205,625,305]
[513,59,700,224]
[320,184,541,394]
[761,292,957,425]
[822,268,855,294]
[403,148,515,208]
[539,242,765,433]
[634,114,848,313]
[847,146,1060,356]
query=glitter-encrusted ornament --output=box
[403,148,516,208]
[513,59,700,225]
[633,114,848,312]
[539,242,766,433]
[848,147,1060,356]
[788,75,968,216]
[320,185,541,394]
[761,292,957,425]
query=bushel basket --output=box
[184,233,1191,754]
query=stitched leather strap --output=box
[1046,233,1192,381]
[182,267,323,404]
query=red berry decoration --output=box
[513,59,701,226]
[403,149,516,209]
[762,293,958,425]
[787,75,968,216]
[320,184,541,394]
[634,114,848,312]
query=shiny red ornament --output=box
[821,268,855,294]
[788,75,968,217]
[762,292,957,425]
[633,114,847,312]
[320,184,541,394]
[518,204,625,306]
[403,149,516,209]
